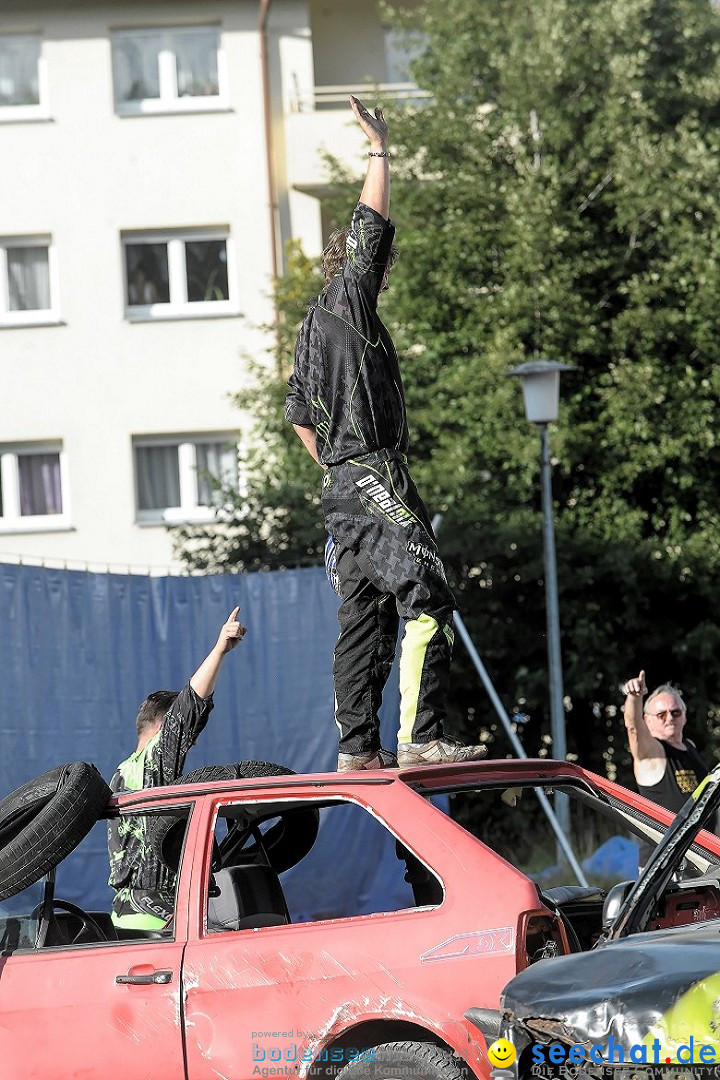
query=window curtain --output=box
[384,28,426,84]
[136,446,180,511]
[185,240,228,303]
[174,29,218,98]
[195,442,237,506]
[7,247,50,311]
[112,34,161,102]
[0,37,40,107]
[125,242,170,305]
[18,453,62,515]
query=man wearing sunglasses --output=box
[622,670,709,814]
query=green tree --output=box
[176,0,720,787]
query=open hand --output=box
[350,94,388,149]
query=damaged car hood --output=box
[502,923,720,1057]
[503,763,720,1059]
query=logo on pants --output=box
[406,539,447,582]
[355,473,415,529]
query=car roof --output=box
[108,757,602,810]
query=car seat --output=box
[207,864,290,931]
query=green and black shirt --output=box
[107,683,213,926]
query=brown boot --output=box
[337,748,399,772]
[397,735,487,767]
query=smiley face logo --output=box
[487,1039,517,1068]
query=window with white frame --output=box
[111,26,225,114]
[123,231,232,318]
[0,238,57,325]
[0,34,46,119]
[134,436,239,524]
[0,444,69,530]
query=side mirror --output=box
[602,880,634,930]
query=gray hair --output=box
[645,683,686,713]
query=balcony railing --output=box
[289,81,431,114]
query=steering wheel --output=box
[32,899,109,945]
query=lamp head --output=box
[505,358,575,425]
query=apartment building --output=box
[0,0,420,571]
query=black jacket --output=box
[285,202,409,466]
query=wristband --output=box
[368,150,390,158]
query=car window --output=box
[6,805,193,951]
[0,877,45,952]
[445,782,654,890]
[205,797,442,933]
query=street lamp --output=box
[506,359,574,840]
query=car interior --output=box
[437,778,720,965]
[3,778,720,957]
[0,795,441,949]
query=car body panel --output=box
[0,939,187,1079]
[180,781,531,1079]
[502,926,720,1057]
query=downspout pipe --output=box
[259,0,279,281]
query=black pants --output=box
[322,451,456,755]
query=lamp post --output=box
[506,359,574,840]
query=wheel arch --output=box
[306,1019,478,1078]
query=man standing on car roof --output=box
[107,607,246,930]
[285,96,486,772]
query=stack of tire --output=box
[0,762,111,900]
[0,759,318,900]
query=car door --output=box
[1,935,187,1080]
[181,784,514,1080]
[0,808,192,1080]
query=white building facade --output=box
[0,0,420,571]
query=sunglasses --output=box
[645,708,684,721]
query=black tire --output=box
[148,761,319,874]
[233,803,320,873]
[336,1042,468,1080]
[222,760,319,873]
[0,762,111,901]
[0,764,77,841]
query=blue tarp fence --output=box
[0,561,403,915]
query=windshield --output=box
[612,764,720,937]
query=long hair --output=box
[321,227,399,283]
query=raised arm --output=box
[190,606,247,699]
[622,669,666,784]
[350,95,390,219]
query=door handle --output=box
[116,969,173,985]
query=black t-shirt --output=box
[637,738,709,814]
[285,202,409,465]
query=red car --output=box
[1,758,713,1080]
